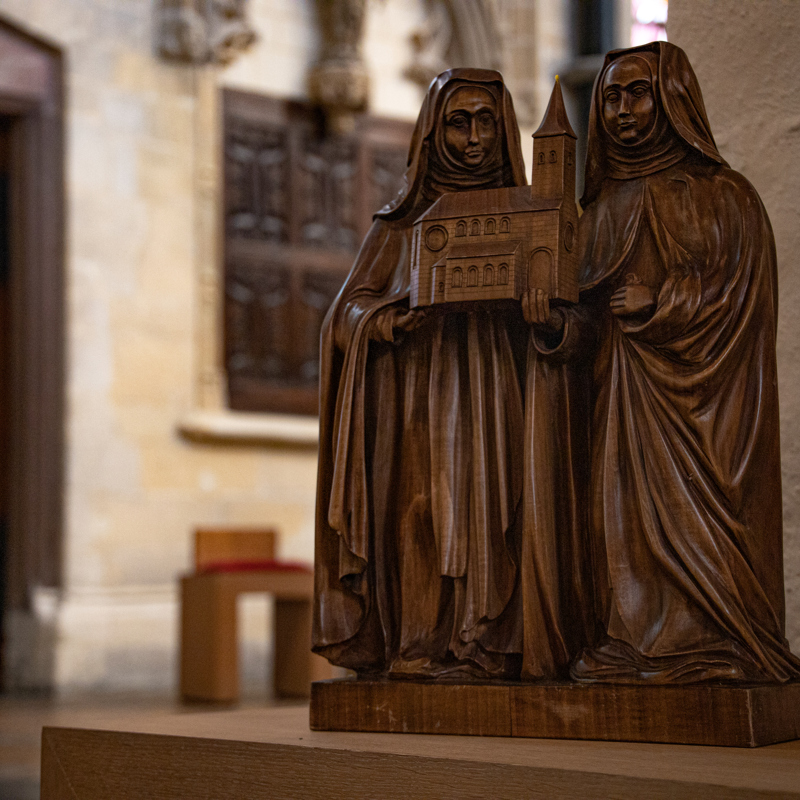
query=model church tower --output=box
[410,78,579,308]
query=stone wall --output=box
[669,0,800,651]
[0,0,465,694]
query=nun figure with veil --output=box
[529,41,800,684]
[313,69,531,680]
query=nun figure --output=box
[530,42,800,683]
[313,69,529,679]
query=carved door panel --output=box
[223,89,413,414]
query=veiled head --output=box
[374,68,527,221]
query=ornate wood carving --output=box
[222,89,413,415]
[156,0,257,66]
[311,50,800,746]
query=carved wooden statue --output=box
[312,44,800,746]
[528,41,800,684]
[313,68,529,679]
[410,79,578,308]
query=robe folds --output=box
[312,69,529,677]
[548,159,800,683]
[313,218,526,675]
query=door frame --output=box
[0,15,64,627]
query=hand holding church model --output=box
[311,43,800,745]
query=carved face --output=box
[442,86,499,167]
[601,57,657,145]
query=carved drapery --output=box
[308,0,369,134]
[156,0,257,66]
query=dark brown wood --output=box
[411,79,578,307]
[311,678,800,747]
[38,706,800,799]
[0,15,64,622]
[222,88,413,415]
[312,48,800,745]
[311,679,511,736]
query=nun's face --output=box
[602,58,657,145]
[443,86,499,167]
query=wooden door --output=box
[223,90,413,415]
[0,16,64,687]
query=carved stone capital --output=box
[157,0,257,66]
[308,0,369,134]
[405,0,502,91]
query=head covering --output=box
[376,68,527,221]
[582,41,728,207]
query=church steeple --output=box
[532,77,577,200]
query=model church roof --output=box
[532,77,577,139]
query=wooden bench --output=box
[179,528,330,702]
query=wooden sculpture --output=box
[528,41,800,686]
[311,45,800,747]
[313,68,529,680]
[410,78,579,308]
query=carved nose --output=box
[469,117,479,143]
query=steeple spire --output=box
[533,76,577,140]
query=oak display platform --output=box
[310,678,800,748]
[41,705,800,800]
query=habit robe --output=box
[538,42,800,682]
[312,69,529,676]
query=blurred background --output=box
[0,0,798,776]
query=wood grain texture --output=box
[311,678,800,747]
[39,705,800,799]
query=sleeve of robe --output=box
[313,220,411,656]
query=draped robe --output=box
[568,160,800,682]
[313,70,528,677]
[538,42,800,682]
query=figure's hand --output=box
[610,284,656,317]
[368,307,426,343]
[521,289,564,334]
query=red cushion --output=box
[199,559,312,575]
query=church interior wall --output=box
[4,0,796,696]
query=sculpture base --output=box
[310,678,800,747]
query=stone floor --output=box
[0,691,288,799]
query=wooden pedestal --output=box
[40,705,800,799]
[310,678,800,747]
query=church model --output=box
[410,78,579,309]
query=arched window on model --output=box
[468,266,478,286]
[485,218,496,234]
[499,217,510,234]
[455,220,467,237]
[498,263,508,285]
[483,265,493,286]
[452,267,463,288]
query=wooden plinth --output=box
[40,705,800,799]
[310,678,800,747]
